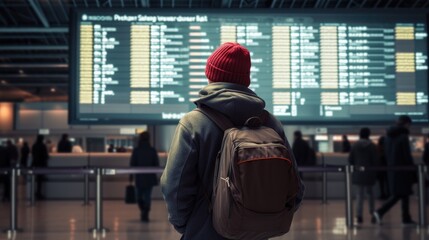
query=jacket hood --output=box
[194,82,265,125]
[386,125,409,138]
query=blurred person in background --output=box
[293,130,316,178]
[32,135,49,200]
[0,142,10,201]
[376,136,390,199]
[57,133,72,153]
[6,140,19,167]
[342,135,351,153]
[373,115,416,225]
[107,144,115,153]
[292,130,312,167]
[348,128,377,224]
[129,131,160,222]
[20,141,30,167]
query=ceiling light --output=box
[50,88,56,92]
[19,69,24,74]
[1,80,6,84]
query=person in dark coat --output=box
[107,144,115,153]
[342,135,351,153]
[6,140,19,167]
[293,130,314,179]
[0,144,11,201]
[3,140,19,201]
[57,133,72,153]
[292,130,312,166]
[129,131,160,222]
[348,128,377,224]
[373,115,416,225]
[376,136,390,199]
[31,135,49,199]
[20,142,30,167]
[161,43,304,240]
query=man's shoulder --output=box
[179,108,213,128]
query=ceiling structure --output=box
[0,0,427,102]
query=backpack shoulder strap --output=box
[194,105,234,131]
[194,104,234,212]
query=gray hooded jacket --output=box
[161,82,304,240]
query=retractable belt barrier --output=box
[0,165,427,236]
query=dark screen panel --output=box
[69,9,429,125]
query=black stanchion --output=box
[418,164,426,228]
[345,165,353,228]
[9,168,17,234]
[89,168,108,234]
[5,168,22,235]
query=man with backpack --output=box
[161,42,304,239]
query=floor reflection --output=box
[0,198,426,240]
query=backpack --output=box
[196,105,300,240]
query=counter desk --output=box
[27,152,167,200]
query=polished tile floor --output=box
[0,197,427,240]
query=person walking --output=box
[348,128,377,224]
[376,136,390,199]
[161,42,304,239]
[373,115,416,225]
[31,135,49,200]
[129,131,159,222]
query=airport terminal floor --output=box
[0,198,425,240]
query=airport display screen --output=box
[69,9,429,124]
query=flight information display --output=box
[69,9,429,124]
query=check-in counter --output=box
[27,152,167,200]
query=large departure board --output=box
[69,9,429,125]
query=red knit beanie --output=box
[205,42,251,87]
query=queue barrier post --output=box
[9,168,17,233]
[4,168,22,235]
[89,168,108,234]
[345,165,353,228]
[418,164,426,228]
